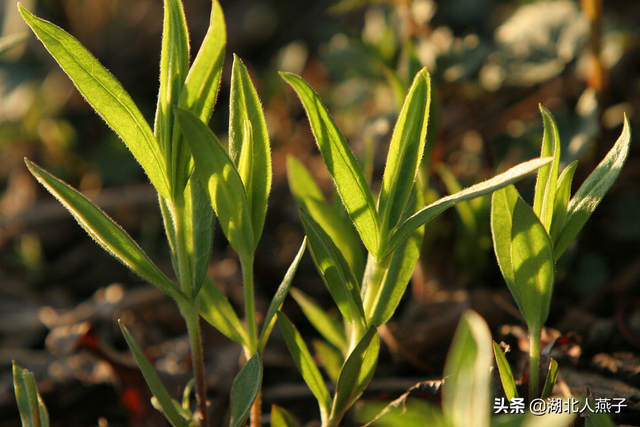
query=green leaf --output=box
[533,106,561,231]
[197,276,249,347]
[491,185,524,315]
[179,0,226,122]
[549,161,578,244]
[290,288,347,352]
[258,238,307,352]
[511,198,555,331]
[277,312,331,424]
[155,0,190,196]
[366,184,424,327]
[229,56,272,245]
[270,405,301,427]
[174,107,254,259]
[313,339,345,384]
[299,208,367,334]
[13,361,49,427]
[442,310,493,427]
[19,5,170,200]
[377,68,430,242]
[161,175,215,301]
[385,157,553,258]
[287,156,365,278]
[492,342,518,401]
[119,321,189,427]
[554,116,631,259]
[329,326,379,426]
[281,72,380,258]
[25,160,187,304]
[541,358,558,399]
[230,353,263,427]
[359,399,447,427]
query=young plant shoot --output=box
[278,68,555,425]
[17,1,307,426]
[491,105,631,399]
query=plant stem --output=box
[362,254,391,320]
[528,326,541,399]
[240,254,260,427]
[184,307,209,427]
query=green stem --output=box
[362,254,391,320]
[240,254,258,355]
[184,307,209,427]
[528,326,541,400]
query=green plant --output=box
[490,106,631,399]
[357,310,575,427]
[12,362,49,427]
[275,66,554,426]
[16,1,306,426]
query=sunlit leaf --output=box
[258,239,307,352]
[270,405,301,427]
[491,185,523,314]
[25,160,186,304]
[174,107,254,259]
[287,156,365,277]
[511,198,555,331]
[329,326,379,425]
[313,339,344,384]
[119,322,189,427]
[300,208,366,334]
[230,353,263,427]
[378,68,430,242]
[554,116,631,259]
[277,312,331,424]
[442,310,492,427]
[229,56,272,245]
[179,0,226,122]
[493,342,518,401]
[385,157,552,258]
[19,5,170,199]
[549,161,578,244]
[541,358,558,399]
[281,72,380,258]
[197,276,248,347]
[533,106,561,231]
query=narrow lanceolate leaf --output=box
[329,326,379,426]
[287,156,365,278]
[197,276,249,347]
[377,68,430,244]
[13,362,49,427]
[384,157,553,258]
[300,208,367,334]
[511,198,555,330]
[290,288,348,352]
[175,107,254,259]
[554,116,631,259]
[270,405,301,427]
[533,106,561,231]
[281,72,380,258]
[229,56,272,244]
[155,0,190,195]
[366,184,424,327]
[549,161,578,244]
[541,358,559,399]
[442,310,493,427]
[179,0,226,121]
[119,322,189,427]
[313,340,344,384]
[230,353,263,427]
[25,160,187,305]
[19,6,170,199]
[277,312,331,424]
[493,342,518,401]
[258,238,307,352]
[491,185,524,315]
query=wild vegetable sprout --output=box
[10,0,632,426]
